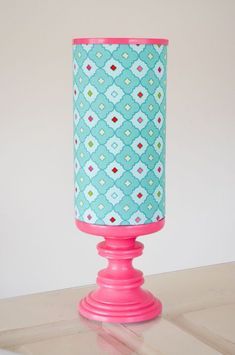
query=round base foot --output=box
[78,289,162,323]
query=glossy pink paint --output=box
[72,37,169,45]
[76,219,164,323]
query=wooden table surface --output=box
[0,262,234,355]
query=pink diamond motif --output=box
[137,167,143,174]
[87,214,92,220]
[110,64,117,71]
[158,67,162,73]
[137,117,143,123]
[112,167,118,173]
[135,217,141,223]
[137,65,143,72]
[112,116,118,123]
[86,64,92,71]
[88,165,93,172]
[88,116,93,122]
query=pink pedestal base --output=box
[76,219,164,323]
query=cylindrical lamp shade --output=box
[73,38,168,226]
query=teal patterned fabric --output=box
[73,43,167,225]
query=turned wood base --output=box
[76,219,164,323]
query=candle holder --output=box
[73,38,168,323]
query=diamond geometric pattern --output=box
[73,43,167,225]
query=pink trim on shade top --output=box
[75,218,165,237]
[72,38,169,45]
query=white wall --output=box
[0,0,234,299]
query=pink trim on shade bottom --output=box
[75,218,165,237]
[76,219,164,323]
[72,38,168,45]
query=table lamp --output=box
[73,37,168,323]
